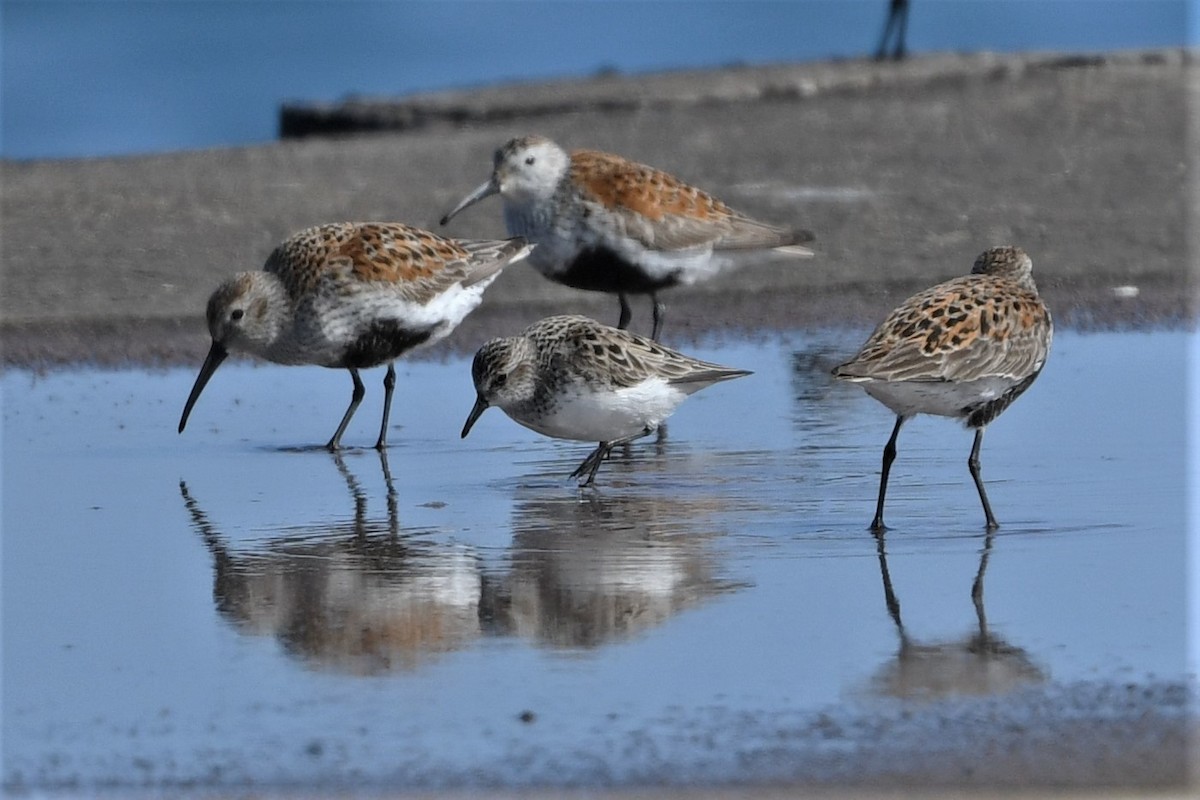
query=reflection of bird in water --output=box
[788,337,867,432]
[494,491,742,649]
[179,451,483,674]
[875,0,910,61]
[867,530,1045,700]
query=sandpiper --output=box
[440,135,813,340]
[461,314,751,485]
[832,246,1053,530]
[179,222,531,450]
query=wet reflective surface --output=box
[2,328,1193,792]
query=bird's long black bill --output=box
[460,395,489,439]
[178,341,228,433]
[440,179,499,226]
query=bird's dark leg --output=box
[374,362,397,450]
[650,291,668,440]
[569,427,655,486]
[617,293,633,331]
[875,0,909,61]
[571,442,615,488]
[874,7,895,60]
[582,446,607,487]
[893,0,909,59]
[968,426,999,529]
[872,415,905,532]
[327,368,365,450]
[650,292,666,341]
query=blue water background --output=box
[2,0,1192,161]
[3,330,1193,789]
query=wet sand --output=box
[0,49,1195,796]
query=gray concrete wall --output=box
[1,50,1193,367]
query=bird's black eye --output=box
[231,309,244,321]
[494,374,508,387]
[524,156,535,166]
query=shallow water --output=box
[1,328,1192,791]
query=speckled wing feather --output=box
[530,315,751,389]
[569,150,804,252]
[450,237,532,287]
[835,276,1052,383]
[265,222,527,304]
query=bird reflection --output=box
[789,342,861,431]
[496,491,742,649]
[179,451,482,675]
[867,530,1046,699]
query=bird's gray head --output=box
[490,135,570,202]
[178,272,287,435]
[971,246,1034,283]
[460,336,539,438]
[204,272,288,356]
[440,135,570,226]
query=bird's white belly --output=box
[513,378,686,442]
[859,377,1016,419]
[390,277,497,341]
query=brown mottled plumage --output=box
[570,149,732,220]
[461,314,751,485]
[262,222,512,299]
[180,222,531,450]
[834,246,1053,530]
[441,135,814,340]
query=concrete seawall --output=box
[1,49,1193,368]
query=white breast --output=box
[511,377,687,442]
[856,376,1019,420]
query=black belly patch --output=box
[964,370,1041,428]
[556,247,681,294]
[342,322,433,369]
